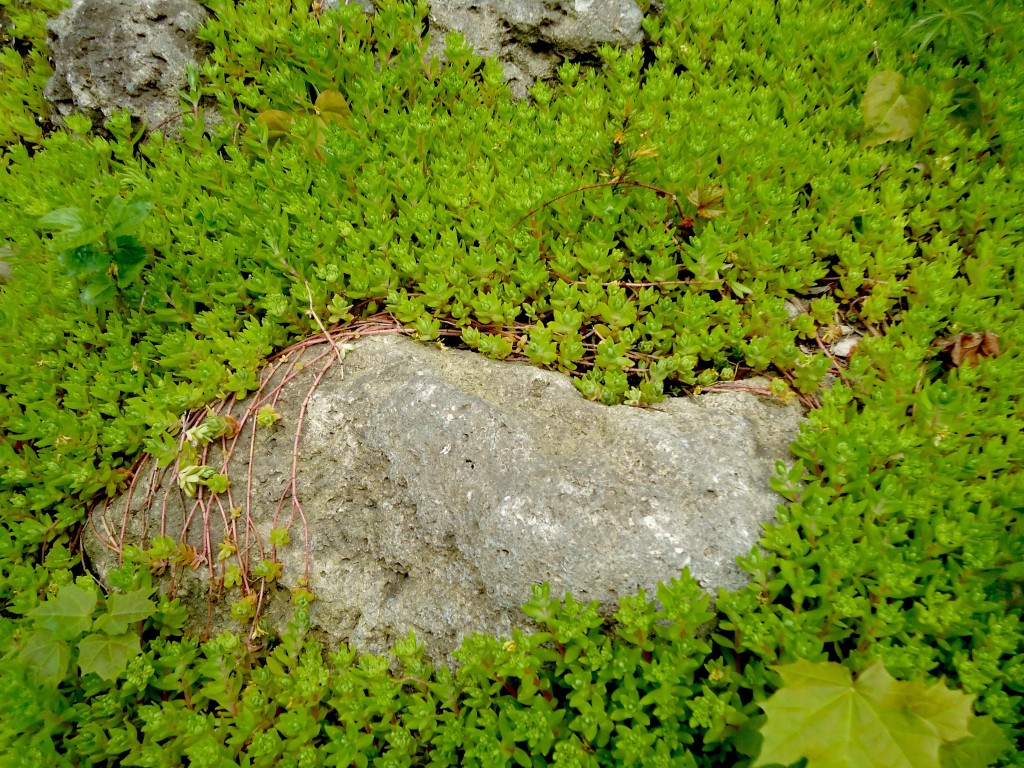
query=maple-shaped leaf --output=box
[77,631,140,681]
[935,332,1000,367]
[860,664,973,743]
[92,589,156,636]
[861,71,930,147]
[754,660,976,768]
[687,183,726,219]
[941,715,1012,768]
[18,630,71,687]
[27,584,97,640]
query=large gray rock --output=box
[44,0,209,132]
[427,0,644,98]
[87,334,803,664]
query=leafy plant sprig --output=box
[38,196,154,308]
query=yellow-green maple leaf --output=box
[754,660,976,768]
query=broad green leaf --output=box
[885,669,974,744]
[38,207,85,233]
[43,210,104,251]
[18,630,71,687]
[755,661,976,768]
[861,71,930,147]
[60,245,109,278]
[80,282,119,307]
[315,89,351,124]
[27,584,97,640]
[256,109,294,141]
[105,198,152,236]
[112,236,149,286]
[941,716,1012,768]
[77,631,140,681]
[92,589,156,636]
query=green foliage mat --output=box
[0,0,1022,764]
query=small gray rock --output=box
[44,0,209,132]
[427,0,644,98]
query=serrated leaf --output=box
[941,715,1012,768]
[105,199,152,236]
[60,245,109,277]
[93,589,156,636]
[38,207,85,233]
[315,89,351,124]
[27,584,97,640]
[18,630,71,687]
[891,672,974,744]
[77,631,140,681]
[80,282,119,307]
[755,661,976,768]
[112,237,149,286]
[861,71,930,147]
[256,109,294,141]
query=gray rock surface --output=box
[41,0,647,121]
[44,0,209,131]
[427,0,644,98]
[87,334,803,664]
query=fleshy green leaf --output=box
[861,71,930,147]
[269,527,290,547]
[77,631,141,681]
[27,584,97,640]
[755,661,977,768]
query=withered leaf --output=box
[687,183,726,219]
[315,89,351,125]
[936,331,1000,367]
[256,109,294,142]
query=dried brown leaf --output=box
[936,332,1001,367]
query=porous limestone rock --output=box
[87,334,804,664]
[44,0,209,131]
[426,0,645,98]
[42,0,646,120]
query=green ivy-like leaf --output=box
[93,589,156,636]
[27,584,97,640]
[941,716,1012,768]
[754,660,976,768]
[18,630,71,687]
[77,631,141,681]
[861,71,930,147]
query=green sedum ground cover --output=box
[0,0,1022,764]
